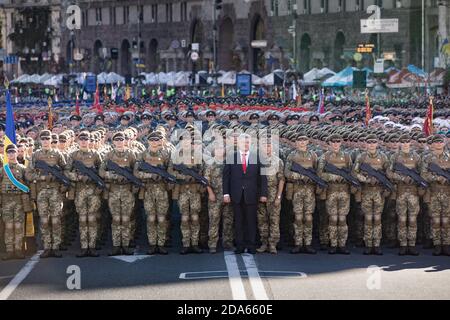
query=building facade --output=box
[0,0,448,77]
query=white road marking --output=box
[0,251,42,300]
[109,255,152,263]
[224,251,247,300]
[242,253,269,300]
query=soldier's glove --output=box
[437,176,447,185]
[290,172,302,180]
[402,176,413,184]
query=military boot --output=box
[408,246,419,256]
[328,246,337,254]
[122,247,134,255]
[40,249,52,258]
[180,247,190,255]
[76,249,89,258]
[363,247,372,255]
[290,246,302,254]
[88,249,100,257]
[109,246,122,256]
[304,245,316,254]
[191,246,203,254]
[432,245,442,256]
[157,247,168,255]
[15,251,25,259]
[51,250,62,258]
[373,247,383,255]
[268,245,277,254]
[2,252,15,261]
[256,244,267,253]
[209,247,217,254]
[398,246,407,256]
[147,246,157,255]
[337,246,350,255]
[442,245,450,256]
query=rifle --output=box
[173,163,209,186]
[393,162,429,188]
[324,162,360,187]
[429,162,450,182]
[359,163,394,191]
[35,160,71,187]
[138,161,179,184]
[106,160,144,187]
[73,160,106,189]
[291,162,328,189]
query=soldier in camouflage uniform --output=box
[25,130,67,258]
[256,138,285,254]
[134,131,170,255]
[387,134,422,256]
[204,141,234,253]
[66,131,102,257]
[318,134,352,255]
[0,144,32,260]
[169,134,204,254]
[284,134,318,254]
[420,135,450,256]
[353,134,389,255]
[99,131,137,256]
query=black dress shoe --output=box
[408,246,419,256]
[337,246,350,255]
[433,245,442,256]
[147,246,157,255]
[51,250,62,258]
[88,249,100,257]
[328,247,337,254]
[398,246,407,256]
[109,246,122,256]
[363,247,372,255]
[234,248,244,254]
[157,247,168,255]
[373,247,383,255]
[76,249,89,258]
[40,249,52,258]
[180,247,190,255]
[304,246,316,254]
[191,246,203,254]
[290,246,302,254]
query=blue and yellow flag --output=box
[3,85,29,193]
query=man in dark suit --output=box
[223,133,268,254]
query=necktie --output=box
[242,152,247,174]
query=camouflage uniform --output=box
[284,150,317,248]
[134,148,170,248]
[257,155,284,250]
[421,151,450,249]
[318,150,353,249]
[387,150,422,249]
[26,148,67,251]
[204,161,234,250]
[99,149,137,249]
[353,151,389,249]
[0,163,32,254]
[66,149,103,250]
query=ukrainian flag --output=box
[3,85,29,193]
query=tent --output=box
[302,67,335,85]
[428,68,445,86]
[218,71,236,85]
[43,74,64,86]
[167,71,191,87]
[387,68,425,88]
[322,67,372,87]
[11,74,30,84]
[407,64,427,78]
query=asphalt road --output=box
[1,243,450,300]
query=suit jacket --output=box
[223,151,268,205]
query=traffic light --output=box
[215,0,223,10]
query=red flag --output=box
[365,91,371,126]
[423,96,434,136]
[92,84,102,114]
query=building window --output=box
[287,0,292,13]
[138,5,143,23]
[271,0,279,16]
[111,7,116,25]
[123,6,129,24]
[181,2,187,22]
[95,8,102,23]
[320,0,329,13]
[151,4,158,23]
[166,3,173,22]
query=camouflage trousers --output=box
[382,198,397,243]
[108,185,135,247]
[257,200,281,248]
[361,188,385,247]
[143,184,169,247]
[36,188,63,250]
[326,189,350,248]
[74,184,102,249]
[1,194,25,252]
[208,199,233,249]
[178,187,201,247]
[396,192,420,247]
[292,185,315,247]
[429,188,450,246]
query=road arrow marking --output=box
[110,255,152,263]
